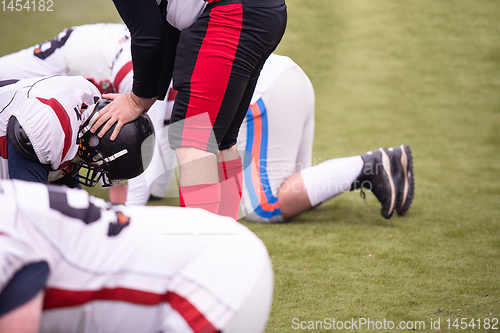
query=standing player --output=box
[0,179,273,333]
[93,0,287,220]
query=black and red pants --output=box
[169,0,287,153]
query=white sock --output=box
[300,156,363,207]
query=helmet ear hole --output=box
[75,99,155,187]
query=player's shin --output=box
[217,155,243,220]
[300,156,364,207]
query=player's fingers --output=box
[97,116,118,139]
[90,101,114,133]
[102,93,120,100]
[110,121,125,141]
[90,110,109,133]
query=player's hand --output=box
[91,93,157,141]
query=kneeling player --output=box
[236,55,414,221]
[0,76,155,187]
[0,179,273,333]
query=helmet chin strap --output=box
[101,173,122,187]
[103,149,128,163]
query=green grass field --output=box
[1,0,500,331]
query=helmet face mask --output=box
[68,157,106,187]
[72,99,155,187]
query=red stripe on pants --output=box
[181,4,243,150]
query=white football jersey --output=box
[0,76,100,176]
[0,24,130,93]
[62,24,130,85]
[0,179,271,333]
[166,0,207,31]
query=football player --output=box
[235,55,415,221]
[0,76,154,187]
[0,24,170,200]
[0,179,273,333]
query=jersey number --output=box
[33,28,74,60]
[48,187,130,236]
[48,188,101,224]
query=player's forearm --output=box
[0,291,43,333]
[113,0,165,99]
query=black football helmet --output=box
[72,99,155,187]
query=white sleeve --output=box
[166,0,207,31]
[0,47,66,81]
[0,235,36,293]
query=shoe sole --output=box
[380,148,396,219]
[396,145,414,216]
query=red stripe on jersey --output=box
[181,4,243,150]
[168,292,219,333]
[36,97,72,163]
[0,136,7,158]
[58,160,71,170]
[43,288,218,333]
[113,60,133,92]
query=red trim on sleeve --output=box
[36,98,72,162]
[113,61,133,92]
[43,288,218,333]
[0,136,7,158]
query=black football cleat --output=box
[350,147,396,219]
[386,145,414,216]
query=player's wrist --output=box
[129,92,157,113]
